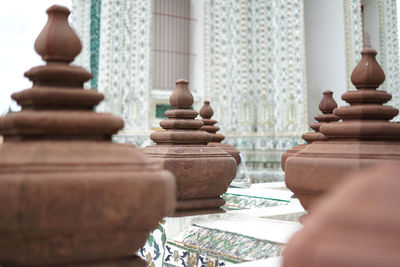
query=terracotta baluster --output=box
[0,5,175,266]
[281,91,339,170]
[285,48,400,211]
[144,80,236,216]
[199,100,241,165]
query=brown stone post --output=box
[281,91,339,170]
[285,48,400,211]
[0,5,175,266]
[144,80,236,216]
[199,100,241,165]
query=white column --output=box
[189,0,205,107]
[97,0,152,140]
[304,0,348,126]
[362,0,380,51]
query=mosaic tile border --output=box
[180,224,285,262]
[89,0,101,89]
[222,193,290,210]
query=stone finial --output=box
[318,91,337,114]
[199,100,214,119]
[0,4,122,138]
[151,80,210,145]
[199,101,241,165]
[282,91,339,171]
[322,48,399,137]
[285,47,400,212]
[0,5,175,266]
[302,91,339,143]
[351,48,385,89]
[199,100,223,142]
[169,79,194,108]
[34,5,82,63]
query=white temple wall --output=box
[189,0,205,110]
[362,0,381,52]
[70,0,399,181]
[304,0,348,127]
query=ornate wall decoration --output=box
[222,193,290,210]
[72,0,309,179]
[204,0,307,135]
[179,224,284,263]
[89,0,101,89]
[96,0,152,134]
[71,0,92,88]
[143,223,284,266]
[204,0,308,177]
[344,0,363,90]
[204,0,254,134]
[378,0,400,120]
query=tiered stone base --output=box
[285,141,400,210]
[174,197,226,216]
[144,145,236,216]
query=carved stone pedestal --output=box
[144,80,236,216]
[285,48,400,211]
[0,5,175,266]
[281,91,339,171]
[199,100,241,165]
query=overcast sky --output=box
[0,0,72,114]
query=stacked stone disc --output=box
[285,47,400,211]
[281,91,339,170]
[144,80,236,216]
[199,100,241,165]
[303,91,340,143]
[0,5,175,266]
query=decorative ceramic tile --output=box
[139,202,295,267]
[139,222,167,267]
[140,222,231,267]
[163,241,229,267]
[156,104,172,119]
[71,0,314,177]
[96,0,152,133]
[222,193,290,210]
[71,0,91,88]
[180,224,284,262]
[377,0,400,121]
[204,0,308,136]
[89,0,101,89]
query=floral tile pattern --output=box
[163,241,228,267]
[222,193,290,210]
[180,225,284,263]
[204,0,308,136]
[140,220,285,267]
[139,221,167,267]
[89,0,101,89]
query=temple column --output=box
[71,0,153,144]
